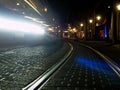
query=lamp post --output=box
[110,1,120,42]
[89,19,93,39]
[116,3,120,41]
[96,15,101,26]
[80,23,84,39]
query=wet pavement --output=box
[0,39,70,90]
[41,41,120,90]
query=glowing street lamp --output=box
[116,3,120,11]
[80,23,84,27]
[116,3,120,41]
[44,7,48,12]
[96,16,101,21]
[88,19,93,39]
[96,15,101,26]
[73,28,77,33]
[89,19,93,23]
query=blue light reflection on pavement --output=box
[76,57,115,76]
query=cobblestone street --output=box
[0,39,70,90]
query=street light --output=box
[116,3,120,41]
[116,3,120,11]
[89,19,93,23]
[96,15,101,21]
[44,7,48,12]
[88,19,93,39]
[80,23,84,27]
[73,28,77,33]
[96,15,101,26]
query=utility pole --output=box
[110,0,120,42]
[93,8,96,40]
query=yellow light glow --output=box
[69,29,73,32]
[89,19,93,23]
[80,23,83,27]
[96,16,101,20]
[64,31,68,33]
[28,0,37,8]
[48,28,54,32]
[24,0,41,15]
[44,7,48,12]
[73,28,77,33]
[117,4,120,11]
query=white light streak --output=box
[24,0,41,16]
[0,17,45,35]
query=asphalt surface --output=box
[41,41,120,90]
[0,39,70,90]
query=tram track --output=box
[22,41,120,90]
[22,42,74,90]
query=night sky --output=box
[47,0,113,25]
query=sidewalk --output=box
[77,40,120,67]
[77,40,120,51]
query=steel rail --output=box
[80,43,120,78]
[22,42,74,90]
